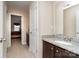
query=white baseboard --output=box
[21,43,26,45]
[29,47,36,58]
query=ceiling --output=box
[7,1,32,11]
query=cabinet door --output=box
[51,45,55,57]
[43,41,54,58]
[55,46,79,58]
[55,46,64,58]
[55,46,72,58]
[64,50,79,58]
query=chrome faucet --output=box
[64,37,73,42]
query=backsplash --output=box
[42,34,79,43]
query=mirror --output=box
[63,2,79,40]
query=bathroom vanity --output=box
[43,36,79,58]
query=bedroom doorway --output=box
[11,15,22,45]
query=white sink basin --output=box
[55,41,72,45]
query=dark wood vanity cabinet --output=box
[43,41,55,58]
[43,40,79,58]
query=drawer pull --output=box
[51,47,53,50]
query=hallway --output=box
[7,39,34,58]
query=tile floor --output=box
[7,39,34,58]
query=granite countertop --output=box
[42,35,79,55]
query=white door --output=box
[0,2,3,58]
[0,41,3,58]
[29,2,38,57]
[0,3,3,38]
[0,1,7,58]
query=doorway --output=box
[6,1,34,58]
[11,15,22,45]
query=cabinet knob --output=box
[51,47,53,50]
[56,50,59,52]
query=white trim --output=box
[28,47,36,58]
[63,3,79,10]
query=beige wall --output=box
[8,6,29,33]
[39,1,55,35]
[55,2,64,34]
[7,6,29,47]
[38,1,56,57]
[64,4,79,37]
[39,2,65,35]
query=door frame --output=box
[9,13,23,47]
[11,15,22,43]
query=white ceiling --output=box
[7,1,32,11]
